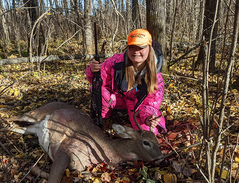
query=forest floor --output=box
[0,47,239,182]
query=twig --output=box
[162,137,180,158]
[219,119,239,136]
[38,28,82,66]
[29,8,51,69]
[7,138,21,153]
[19,153,45,183]
[0,71,30,96]
[196,164,209,183]
[162,141,203,160]
[186,123,195,139]
[109,0,120,51]
[158,138,214,161]
[109,0,125,21]
[230,133,239,183]
[0,141,12,156]
[51,8,84,31]
[101,20,125,40]
[219,136,228,183]
[0,0,31,17]
[169,42,201,67]
[233,167,239,183]
[161,73,199,82]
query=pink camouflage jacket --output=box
[86,52,166,135]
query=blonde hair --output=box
[126,46,157,94]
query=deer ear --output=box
[112,124,137,139]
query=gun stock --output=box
[91,22,103,128]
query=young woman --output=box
[86,29,166,135]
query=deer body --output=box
[3,102,163,183]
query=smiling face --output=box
[127,45,150,70]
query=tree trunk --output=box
[12,0,21,56]
[196,0,205,41]
[23,0,40,56]
[126,0,131,34]
[63,0,71,37]
[83,0,93,54]
[120,0,125,35]
[166,0,172,35]
[118,0,123,35]
[98,0,105,38]
[169,0,178,63]
[196,0,220,72]
[146,0,168,74]
[0,3,10,47]
[38,0,46,56]
[132,0,140,29]
[140,0,146,28]
[54,0,60,11]
[73,0,82,40]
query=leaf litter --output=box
[0,57,238,182]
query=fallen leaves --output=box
[215,167,229,179]
[163,173,177,183]
[0,56,239,182]
[101,172,111,182]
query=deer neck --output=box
[101,138,140,164]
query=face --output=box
[127,45,149,67]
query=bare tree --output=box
[198,0,239,182]
[126,0,131,34]
[0,2,10,47]
[146,0,168,74]
[132,0,141,29]
[63,0,71,37]
[166,0,172,35]
[169,0,178,63]
[23,0,45,56]
[196,0,205,41]
[196,0,221,72]
[24,0,38,50]
[210,0,239,181]
[83,0,93,54]
[12,0,21,56]
[73,0,83,40]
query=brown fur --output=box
[2,102,163,183]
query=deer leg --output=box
[48,149,70,183]
[0,126,28,134]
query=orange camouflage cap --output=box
[128,29,152,48]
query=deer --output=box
[1,102,163,183]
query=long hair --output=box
[126,46,157,94]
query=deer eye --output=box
[143,141,150,146]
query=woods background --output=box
[0,0,238,73]
[0,0,239,183]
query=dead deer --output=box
[1,102,163,183]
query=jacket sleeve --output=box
[138,73,166,131]
[86,54,124,88]
[86,56,115,85]
[86,54,125,110]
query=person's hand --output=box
[91,60,101,73]
[145,114,161,129]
